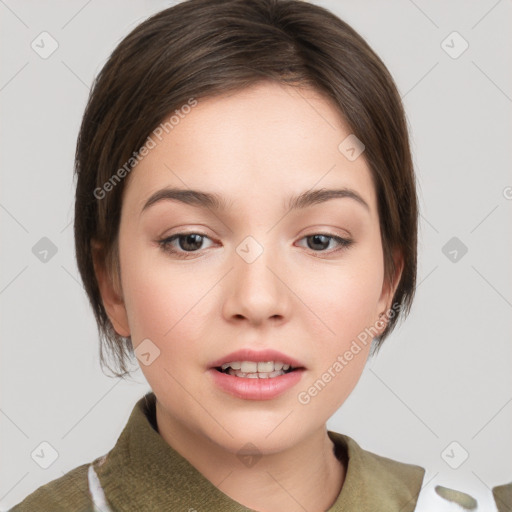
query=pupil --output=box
[181,234,203,251]
[308,234,329,251]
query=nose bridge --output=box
[235,233,280,291]
[225,232,288,322]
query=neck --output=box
[155,401,346,512]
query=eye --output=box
[296,233,353,254]
[158,232,214,259]
[158,231,353,259]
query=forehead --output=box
[123,81,377,217]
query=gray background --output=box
[1,0,511,508]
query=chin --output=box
[203,413,312,455]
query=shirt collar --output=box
[92,391,424,511]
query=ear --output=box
[91,239,131,337]
[374,247,404,336]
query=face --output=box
[98,81,401,455]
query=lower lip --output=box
[208,368,305,400]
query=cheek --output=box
[292,241,384,409]
[332,266,383,336]
[119,237,214,356]
[300,244,385,347]
[294,276,380,416]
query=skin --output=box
[93,81,403,512]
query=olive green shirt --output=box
[8,392,510,511]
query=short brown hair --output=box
[74,0,418,378]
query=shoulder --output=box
[328,431,425,511]
[8,461,95,512]
[328,432,512,511]
[329,430,424,485]
[346,434,424,480]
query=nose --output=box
[222,236,291,327]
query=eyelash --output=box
[157,232,354,259]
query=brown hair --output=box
[74,0,418,378]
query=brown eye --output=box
[158,232,213,258]
[175,233,205,251]
[298,233,353,254]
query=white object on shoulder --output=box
[414,473,499,512]
[87,463,114,512]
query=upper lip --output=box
[209,348,305,369]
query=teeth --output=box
[240,361,258,373]
[227,368,287,378]
[257,361,274,372]
[221,361,241,370]
[220,360,292,373]
[218,360,298,378]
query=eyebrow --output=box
[140,186,370,215]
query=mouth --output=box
[209,352,306,400]
[214,360,300,379]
